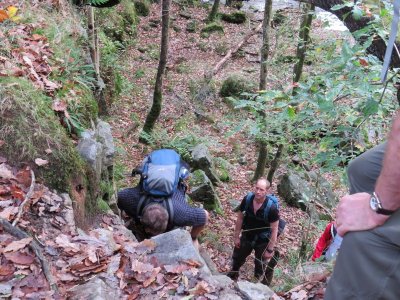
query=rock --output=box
[60,193,76,233]
[90,228,119,254]
[96,120,115,167]
[77,132,103,176]
[189,170,222,212]
[297,262,331,282]
[149,229,211,275]
[204,275,242,299]
[237,281,275,300]
[229,199,241,211]
[191,144,221,186]
[68,276,121,300]
[277,170,337,210]
[179,11,192,19]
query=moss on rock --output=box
[201,22,223,37]
[0,77,87,193]
[221,11,247,24]
[134,0,151,16]
[220,74,256,98]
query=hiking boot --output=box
[262,250,280,286]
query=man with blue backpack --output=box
[117,149,209,247]
[227,178,284,285]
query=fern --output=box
[89,0,109,5]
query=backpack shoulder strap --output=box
[165,197,174,230]
[264,195,274,221]
[244,192,254,213]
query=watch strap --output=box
[373,192,396,215]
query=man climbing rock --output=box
[117,186,208,247]
[227,178,280,285]
[117,149,208,247]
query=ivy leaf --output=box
[362,98,379,116]
[352,6,363,21]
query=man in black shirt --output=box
[227,178,279,284]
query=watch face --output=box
[370,196,379,211]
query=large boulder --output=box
[189,170,222,212]
[277,170,337,210]
[149,229,211,275]
[191,144,221,186]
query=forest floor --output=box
[108,0,348,293]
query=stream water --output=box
[240,0,348,32]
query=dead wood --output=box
[206,22,263,79]
[12,169,35,227]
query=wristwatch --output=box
[370,192,395,215]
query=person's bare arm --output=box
[336,112,400,236]
[233,211,244,248]
[191,209,209,241]
[263,220,278,259]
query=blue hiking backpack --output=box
[134,149,190,230]
[244,192,286,236]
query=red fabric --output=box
[312,222,334,261]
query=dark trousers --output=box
[231,235,269,278]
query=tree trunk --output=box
[141,0,170,138]
[259,0,272,90]
[208,0,221,23]
[253,0,273,182]
[302,0,400,68]
[267,143,284,183]
[293,3,314,87]
[253,140,268,182]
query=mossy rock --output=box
[271,9,287,27]
[201,22,224,35]
[221,11,247,24]
[134,0,150,16]
[97,0,137,44]
[220,74,256,98]
[186,20,197,32]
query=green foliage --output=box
[220,74,256,98]
[220,11,247,24]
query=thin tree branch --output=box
[12,169,35,227]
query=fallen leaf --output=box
[45,148,52,154]
[34,158,48,166]
[182,259,202,268]
[0,164,15,179]
[4,251,35,265]
[131,260,154,273]
[0,206,18,221]
[0,264,14,276]
[58,273,76,282]
[190,281,210,296]
[0,140,4,147]
[4,237,32,252]
[0,10,8,22]
[164,264,190,274]
[359,58,368,67]
[52,99,67,112]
